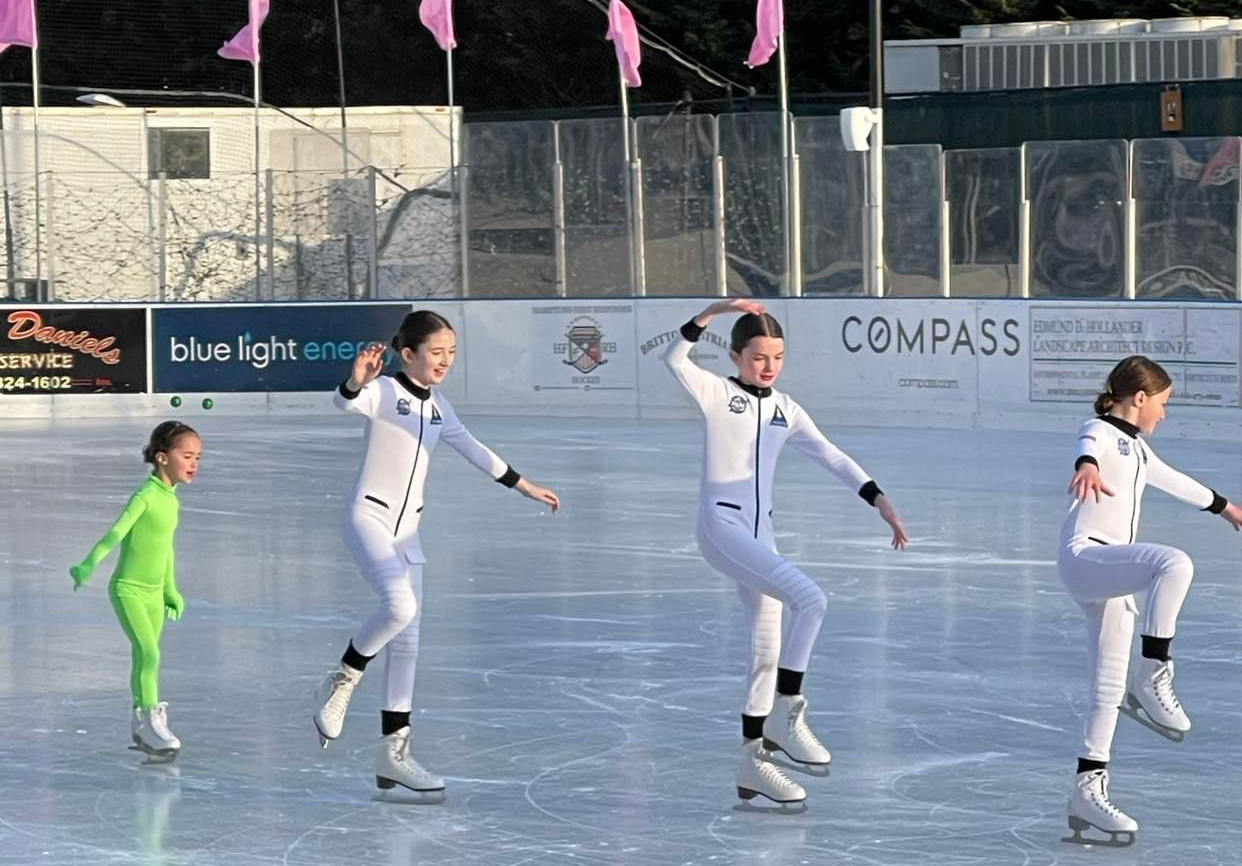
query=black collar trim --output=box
[396,373,431,401]
[1098,414,1140,439]
[729,376,772,399]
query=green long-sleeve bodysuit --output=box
[70,474,185,709]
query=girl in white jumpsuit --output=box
[664,298,909,805]
[1059,355,1241,845]
[312,311,560,794]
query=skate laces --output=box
[1150,662,1181,711]
[755,751,795,790]
[150,703,171,736]
[323,670,356,712]
[788,699,826,751]
[1083,770,1122,818]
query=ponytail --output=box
[1094,356,1172,415]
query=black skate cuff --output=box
[1074,455,1099,471]
[858,480,883,507]
[1204,490,1227,514]
[496,466,521,488]
[338,379,362,400]
[680,319,705,342]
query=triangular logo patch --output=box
[430,405,443,425]
[770,406,788,428]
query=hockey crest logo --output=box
[728,395,749,414]
[770,406,788,428]
[396,398,411,416]
[429,405,442,425]
[1117,438,1130,456]
[557,316,611,374]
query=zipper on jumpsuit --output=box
[395,402,427,535]
[753,395,762,539]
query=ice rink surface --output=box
[2,410,1241,865]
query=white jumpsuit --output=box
[664,321,881,718]
[1058,414,1225,761]
[335,373,520,712]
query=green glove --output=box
[69,563,92,591]
[164,591,184,621]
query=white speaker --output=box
[840,107,877,152]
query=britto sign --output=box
[556,316,615,374]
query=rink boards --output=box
[2,298,1240,439]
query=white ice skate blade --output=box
[375,781,447,806]
[129,744,178,765]
[1120,692,1187,742]
[313,719,334,749]
[732,797,808,816]
[1062,816,1135,847]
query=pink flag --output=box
[606,0,641,88]
[218,0,270,65]
[0,0,37,51]
[746,0,783,68]
[419,0,456,52]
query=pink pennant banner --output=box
[218,0,270,66]
[419,0,456,52]
[0,0,37,51]
[746,0,783,68]
[606,0,642,88]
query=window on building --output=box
[148,129,210,179]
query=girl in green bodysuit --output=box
[69,421,201,757]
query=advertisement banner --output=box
[1029,305,1240,407]
[531,302,636,396]
[153,304,412,392]
[0,306,147,394]
[778,299,1019,410]
[462,301,637,410]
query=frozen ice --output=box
[2,413,1241,864]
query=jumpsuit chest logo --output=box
[1117,438,1130,456]
[728,395,749,414]
[429,406,442,425]
[396,398,412,416]
[770,406,788,428]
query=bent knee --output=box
[1160,549,1194,580]
[382,592,419,628]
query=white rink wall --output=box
[2,298,1240,442]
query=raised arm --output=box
[69,491,149,589]
[663,299,764,406]
[333,342,386,417]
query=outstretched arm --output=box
[663,299,764,406]
[1145,444,1241,529]
[787,406,909,549]
[70,493,148,589]
[438,398,561,512]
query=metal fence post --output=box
[157,171,168,301]
[367,165,379,300]
[552,121,567,297]
[265,168,275,300]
